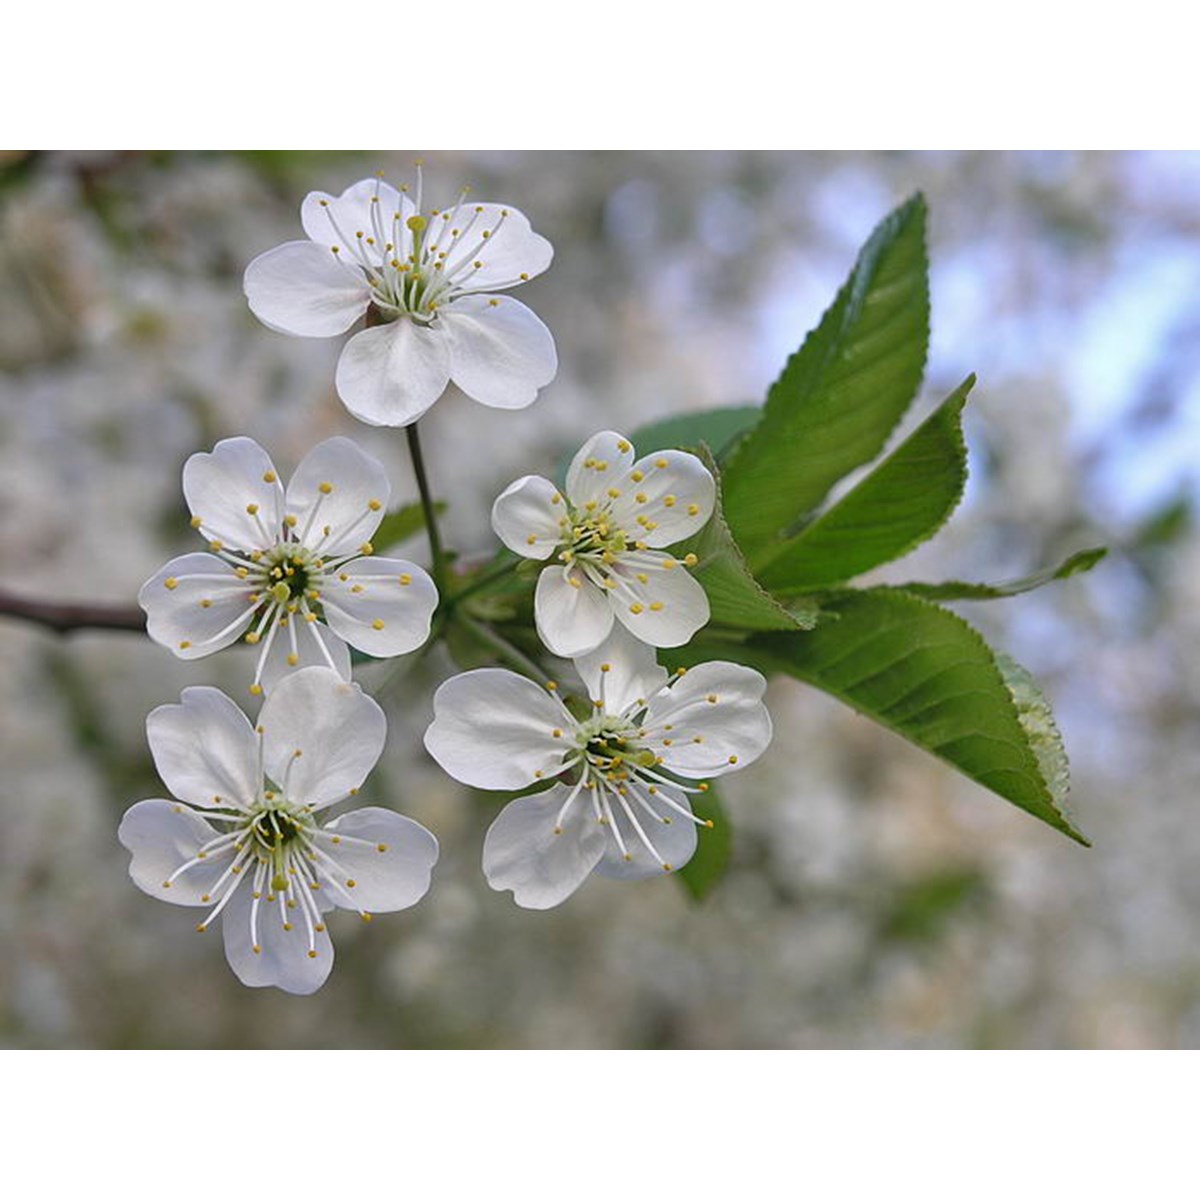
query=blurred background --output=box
[0,150,1196,1048]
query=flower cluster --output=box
[122,167,775,993]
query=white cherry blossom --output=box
[139,436,438,695]
[424,629,771,909]
[491,430,716,657]
[243,172,557,427]
[119,668,439,995]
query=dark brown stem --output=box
[0,591,145,634]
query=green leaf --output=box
[682,446,819,632]
[629,406,762,464]
[898,547,1107,601]
[723,195,930,569]
[676,783,732,902]
[994,653,1073,824]
[373,501,446,552]
[759,375,973,594]
[704,588,1088,845]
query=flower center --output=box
[318,173,522,326]
[558,502,633,569]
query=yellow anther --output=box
[596,460,608,471]
[728,755,739,764]
[304,613,317,623]
[655,458,669,469]
[286,653,299,666]
[707,694,718,703]
[662,864,673,873]
[346,879,357,888]
[190,515,204,528]
[195,923,207,933]
[284,514,298,528]
[607,487,621,499]
[161,881,171,889]
[245,630,260,644]
[488,298,500,307]
[603,578,617,589]
[675,666,688,676]
[551,492,562,505]
[307,950,318,959]
[164,577,178,590]
[209,540,223,552]
[283,923,293,931]
[526,534,538,545]
[351,584,364,593]
[520,272,529,280]
[361,913,372,923]
[693,735,704,743]
[637,573,649,584]
[635,493,648,504]
[360,542,374,555]
[399,573,412,585]
[629,603,645,615]
[663,495,676,508]
[178,640,191,649]
[246,503,259,515]
[236,566,249,578]
[377,843,388,853]
[318,481,333,494]
[650,601,664,612]
[331,246,340,254]
[684,553,699,567]
[199,598,212,608]
[552,728,563,738]
[663,738,673,746]
[372,619,385,630]
[645,520,658,531]
[339,572,349,582]
[687,503,700,516]
[617,439,631,453]
[368,498,382,511]
[546,681,558,691]
[569,576,583,589]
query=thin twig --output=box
[0,591,144,634]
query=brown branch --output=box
[0,591,145,634]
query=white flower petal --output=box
[609,558,710,648]
[182,437,285,551]
[335,321,451,427]
[644,662,773,778]
[139,552,256,660]
[565,431,637,509]
[257,619,352,695]
[437,202,552,291]
[482,787,606,910]
[321,808,438,912]
[424,669,567,790]
[118,800,232,905]
[572,626,668,715]
[259,668,386,810]
[320,557,437,658]
[594,785,699,880]
[534,565,614,657]
[146,686,260,809]
[491,474,564,560]
[243,240,371,337]
[299,179,411,264]
[221,880,335,995]
[443,295,556,410]
[609,449,715,547]
[286,437,390,557]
